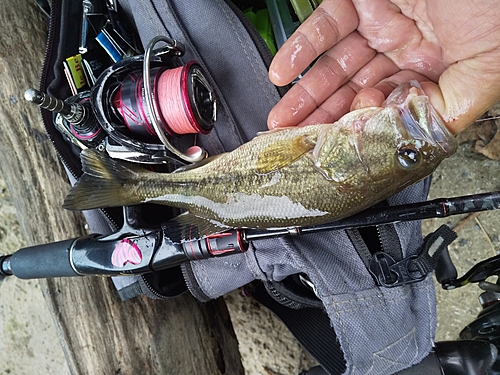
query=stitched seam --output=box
[145,0,172,40]
[326,283,426,374]
[326,288,412,312]
[332,297,354,375]
[219,2,276,106]
[424,275,435,357]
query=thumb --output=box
[421,56,500,135]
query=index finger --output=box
[269,0,359,86]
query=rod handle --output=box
[9,239,79,279]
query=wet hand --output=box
[267,0,500,134]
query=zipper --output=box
[376,225,403,260]
[40,0,82,178]
[39,0,121,231]
[346,228,373,270]
[138,266,190,300]
[140,274,170,299]
[346,224,403,272]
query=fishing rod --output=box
[1,191,499,282]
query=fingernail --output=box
[351,99,362,110]
[268,118,279,130]
[267,113,277,129]
[269,68,282,85]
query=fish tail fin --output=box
[63,149,143,210]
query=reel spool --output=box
[112,63,214,139]
[92,36,216,164]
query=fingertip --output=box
[268,66,282,86]
[268,34,311,86]
[419,81,445,112]
[267,112,279,130]
[350,87,385,110]
[267,105,288,129]
[269,59,286,86]
[414,81,472,135]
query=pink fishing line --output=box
[157,66,199,135]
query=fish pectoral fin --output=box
[166,212,232,242]
[257,135,315,174]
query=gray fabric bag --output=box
[79,1,440,374]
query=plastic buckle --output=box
[369,252,427,287]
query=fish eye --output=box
[397,146,421,170]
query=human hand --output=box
[267,0,500,134]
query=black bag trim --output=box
[252,281,347,375]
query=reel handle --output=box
[25,88,104,148]
[25,88,86,125]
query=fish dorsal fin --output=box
[63,149,143,210]
[257,135,315,174]
[165,212,231,242]
[255,126,299,136]
[172,154,224,173]
[81,148,144,178]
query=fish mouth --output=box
[386,81,458,156]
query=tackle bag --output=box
[38,0,448,374]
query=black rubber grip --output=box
[10,239,80,279]
[435,247,458,285]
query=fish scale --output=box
[63,82,457,231]
[134,150,335,228]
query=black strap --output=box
[369,225,457,288]
[251,281,346,375]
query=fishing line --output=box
[476,115,500,122]
[112,62,215,141]
[27,35,217,164]
[158,65,201,135]
[112,68,164,138]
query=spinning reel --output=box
[26,36,216,164]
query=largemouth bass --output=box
[63,81,457,230]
